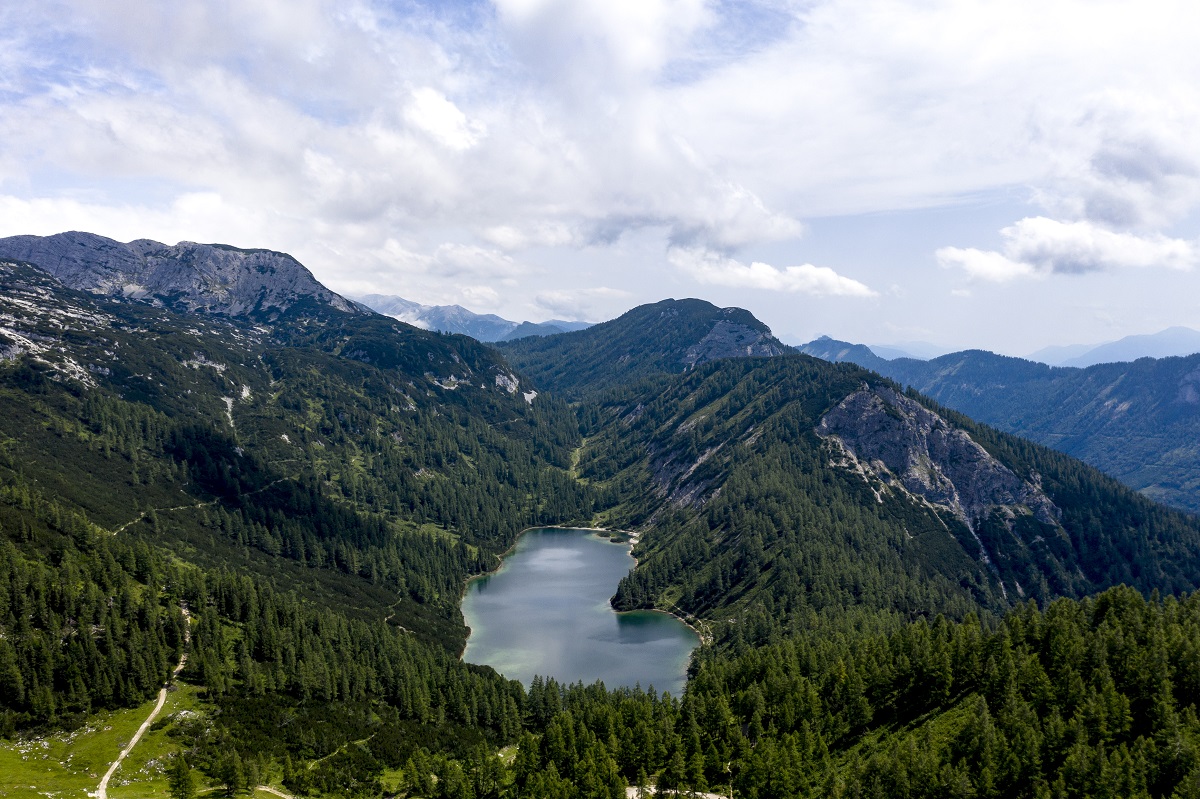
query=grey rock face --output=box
[682,318,788,367]
[0,232,358,319]
[816,385,1061,530]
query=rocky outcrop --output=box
[0,232,359,320]
[682,317,789,367]
[816,385,1061,532]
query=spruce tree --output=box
[168,754,197,799]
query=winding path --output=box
[93,604,190,799]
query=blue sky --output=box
[2,0,1199,355]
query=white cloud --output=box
[0,192,279,250]
[534,286,630,319]
[481,222,580,251]
[669,246,876,297]
[405,88,484,151]
[494,0,713,83]
[936,247,1037,283]
[4,0,1200,336]
[1033,93,1200,230]
[938,217,1198,281]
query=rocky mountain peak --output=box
[816,384,1061,533]
[682,315,788,367]
[0,231,359,321]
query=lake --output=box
[461,527,699,695]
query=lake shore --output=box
[456,523,700,691]
[462,524,711,649]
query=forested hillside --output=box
[5,243,1200,799]
[497,298,787,399]
[0,256,594,651]
[574,355,1200,636]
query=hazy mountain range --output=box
[354,292,591,342]
[801,327,1200,367]
[1027,326,1200,367]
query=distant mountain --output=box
[497,298,789,398]
[868,340,947,360]
[796,335,889,371]
[1026,327,1200,367]
[866,344,919,360]
[799,337,1200,513]
[1060,327,1200,367]
[354,292,590,342]
[0,231,359,321]
[1026,341,1097,365]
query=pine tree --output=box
[169,753,197,799]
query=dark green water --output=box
[461,528,699,695]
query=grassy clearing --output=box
[0,684,204,799]
[108,685,205,799]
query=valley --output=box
[2,233,1200,798]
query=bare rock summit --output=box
[0,231,359,321]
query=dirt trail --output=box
[93,604,190,799]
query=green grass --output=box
[108,685,205,799]
[0,684,204,799]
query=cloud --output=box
[0,192,278,249]
[1034,95,1200,230]
[669,246,876,297]
[494,0,713,84]
[938,216,1198,281]
[534,286,630,319]
[935,247,1037,283]
[405,88,485,151]
[4,0,1200,320]
[481,222,580,251]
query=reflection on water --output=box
[462,528,699,695]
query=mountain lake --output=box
[461,527,699,695]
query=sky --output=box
[2,0,1200,356]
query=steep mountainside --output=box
[576,353,1200,631]
[0,255,591,653]
[803,339,1200,513]
[498,298,788,398]
[0,231,358,321]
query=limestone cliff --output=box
[0,231,358,321]
[816,385,1062,574]
[681,315,788,367]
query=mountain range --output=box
[3,230,1200,797]
[1028,326,1200,367]
[354,293,591,341]
[797,336,1200,513]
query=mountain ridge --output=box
[0,231,359,322]
[799,335,1200,512]
[498,297,790,399]
[354,292,591,341]
[1029,326,1200,367]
